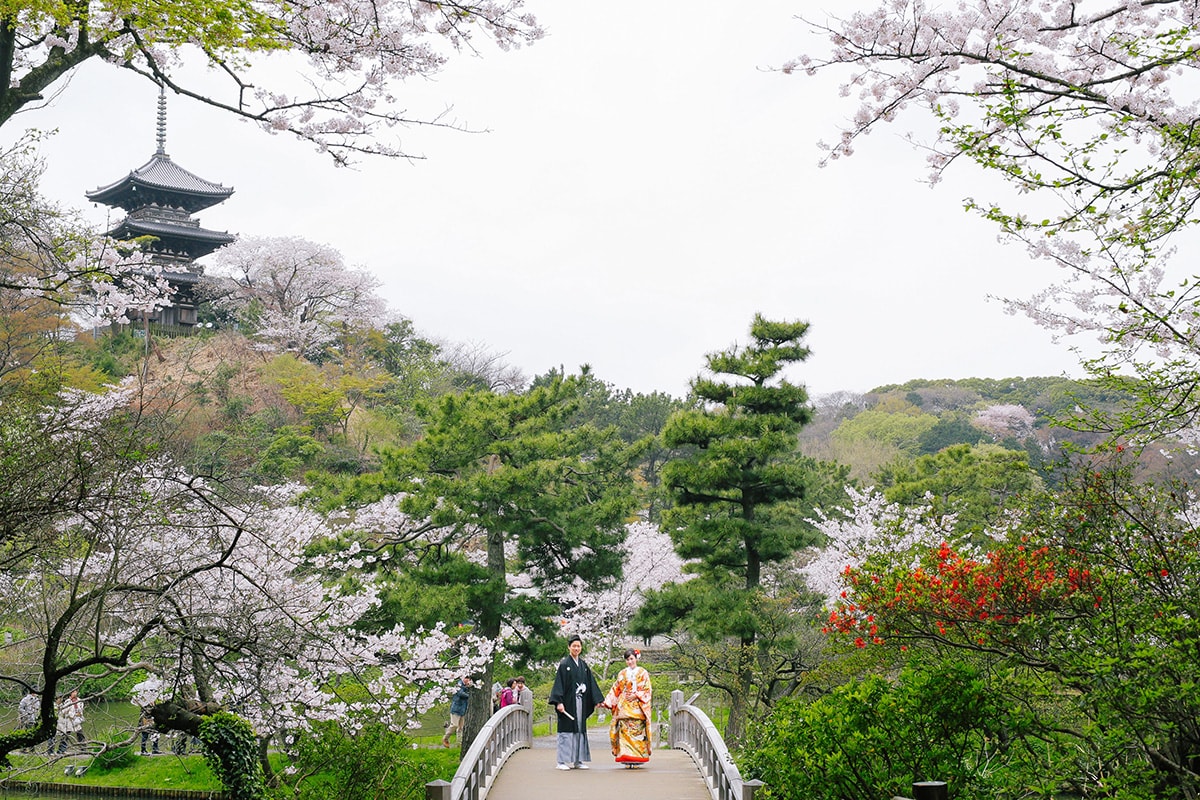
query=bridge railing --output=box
[424,704,532,800]
[668,689,764,800]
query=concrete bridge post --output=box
[668,689,682,748]
[425,778,451,800]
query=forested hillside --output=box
[806,376,1199,484]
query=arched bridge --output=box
[425,690,765,800]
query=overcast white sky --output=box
[7,1,1085,399]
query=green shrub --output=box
[92,742,136,771]
[742,660,1007,800]
[283,720,441,800]
[198,711,266,800]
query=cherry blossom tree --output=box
[0,384,492,780]
[206,235,390,357]
[1,132,169,323]
[1,1,543,162]
[973,403,1036,441]
[795,1,1200,440]
[555,521,685,680]
[797,0,1200,240]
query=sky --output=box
[6,1,1085,400]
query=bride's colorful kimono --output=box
[603,665,652,764]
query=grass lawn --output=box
[1,703,544,797]
[3,742,463,796]
[2,752,222,792]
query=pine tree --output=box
[632,314,822,744]
[379,374,644,750]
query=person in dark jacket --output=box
[547,634,603,770]
[441,676,473,748]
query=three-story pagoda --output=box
[86,88,235,329]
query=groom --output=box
[548,634,604,770]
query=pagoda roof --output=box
[110,217,236,260]
[87,153,234,214]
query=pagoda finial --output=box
[155,82,168,157]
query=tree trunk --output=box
[723,537,761,747]
[258,735,277,787]
[0,19,16,116]
[191,647,216,704]
[462,661,494,756]
[724,640,753,748]
[148,700,222,737]
[461,524,507,752]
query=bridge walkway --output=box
[484,729,712,800]
[426,690,762,800]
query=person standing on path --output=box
[547,634,603,770]
[514,676,533,714]
[139,707,160,755]
[442,676,473,748]
[602,648,653,767]
[54,690,84,754]
[17,691,37,729]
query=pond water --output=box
[2,701,169,798]
[0,700,141,743]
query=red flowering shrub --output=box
[812,461,1200,799]
[825,538,1100,648]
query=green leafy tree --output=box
[631,314,830,745]
[831,397,940,457]
[363,320,452,418]
[255,427,325,479]
[366,373,645,750]
[917,413,985,455]
[262,355,349,436]
[875,443,1040,538]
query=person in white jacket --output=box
[53,690,84,754]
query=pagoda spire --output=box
[155,82,168,156]
[86,86,235,265]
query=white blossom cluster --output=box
[554,521,687,672]
[207,236,393,357]
[974,404,1036,441]
[8,2,543,161]
[16,385,494,743]
[800,487,955,605]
